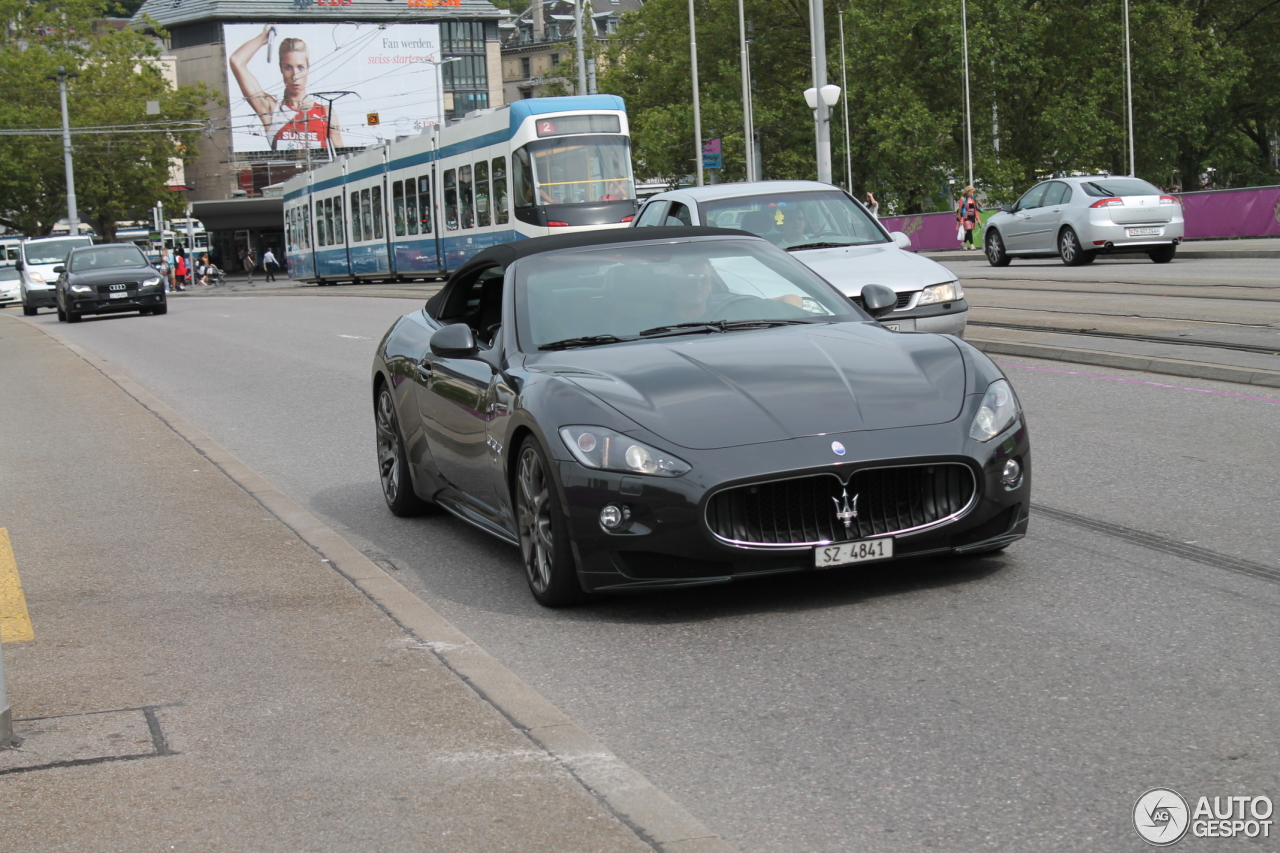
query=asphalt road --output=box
[15,274,1280,852]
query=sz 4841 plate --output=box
[814,538,893,568]
[1127,227,1161,237]
[109,291,131,299]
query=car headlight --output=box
[918,280,963,306]
[70,283,93,293]
[559,426,691,477]
[26,272,45,285]
[141,277,161,287]
[969,379,1020,442]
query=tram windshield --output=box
[514,135,634,208]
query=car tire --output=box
[56,301,66,322]
[66,304,81,323]
[152,302,167,316]
[984,230,1011,266]
[1058,227,1094,266]
[375,384,429,517]
[1148,244,1176,264]
[515,436,584,607]
[22,304,36,316]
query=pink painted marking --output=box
[995,362,1280,405]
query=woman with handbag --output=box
[956,186,981,250]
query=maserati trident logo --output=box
[831,487,859,534]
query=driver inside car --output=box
[668,258,804,323]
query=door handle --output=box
[415,360,432,376]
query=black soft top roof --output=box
[458,226,755,273]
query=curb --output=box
[921,249,1280,261]
[967,336,1280,389]
[12,314,737,853]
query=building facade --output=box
[499,0,641,104]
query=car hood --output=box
[792,243,956,296]
[533,322,967,450]
[67,266,158,284]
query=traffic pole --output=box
[0,638,11,747]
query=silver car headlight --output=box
[918,280,964,306]
[70,283,93,293]
[26,272,45,285]
[141,277,161,287]
[969,379,1020,442]
[559,426,691,477]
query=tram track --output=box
[969,320,1280,355]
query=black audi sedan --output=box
[55,244,167,322]
[372,227,1030,606]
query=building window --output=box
[521,57,531,78]
[442,21,485,52]
[447,91,490,121]
[550,53,560,67]
[443,55,488,89]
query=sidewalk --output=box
[0,316,731,852]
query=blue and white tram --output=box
[282,95,636,283]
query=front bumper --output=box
[23,286,56,308]
[555,418,1031,593]
[0,288,19,306]
[68,292,166,314]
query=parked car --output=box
[982,175,1184,266]
[55,244,167,322]
[633,181,967,336]
[16,235,95,315]
[372,227,1030,606]
[0,266,21,307]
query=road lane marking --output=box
[997,362,1280,404]
[0,528,35,642]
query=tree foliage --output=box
[0,0,211,238]
[601,0,1280,212]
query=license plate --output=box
[814,538,894,568]
[1127,227,1160,236]
[882,323,900,332]
[109,291,131,299]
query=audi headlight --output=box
[140,277,161,287]
[969,379,1019,441]
[918,280,963,306]
[70,283,93,293]
[559,426,691,477]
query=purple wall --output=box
[879,185,1280,251]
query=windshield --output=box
[515,135,634,207]
[516,238,866,351]
[69,245,149,272]
[701,191,888,250]
[1082,178,1162,197]
[23,238,92,266]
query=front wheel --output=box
[1058,227,1095,266]
[56,301,66,322]
[22,304,36,316]
[985,229,1011,266]
[375,385,429,517]
[1148,244,1177,264]
[516,437,584,607]
[151,302,167,315]
[66,305,81,323]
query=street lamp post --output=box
[1123,0,1135,175]
[737,0,755,183]
[961,0,973,188]
[422,56,462,130]
[807,0,834,184]
[574,0,588,95]
[839,11,852,192]
[47,66,79,234]
[689,0,703,186]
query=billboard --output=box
[224,23,443,154]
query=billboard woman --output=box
[230,25,345,151]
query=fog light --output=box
[600,504,626,530]
[1001,458,1022,487]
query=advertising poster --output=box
[224,23,443,153]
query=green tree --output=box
[0,0,211,239]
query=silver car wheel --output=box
[1059,228,1080,265]
[517,445,554,594]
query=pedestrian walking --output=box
[262,247,278,282]
[243,248,257,284]
[157,247,173,293]
[956,186,981,250]
[864,191,879,219]
[173,249,188,291]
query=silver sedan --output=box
[983,176,1184,266]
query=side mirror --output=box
[1002,204,1014,214]
[859,284,898,319]
[889,231,912,250]
[14,261,23,271]
[53,265,65,274]
[430,323,479,358]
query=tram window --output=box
[475,161,490,227]
[350,192,362,242]
[459,165,475,229]
[527,136,633,205]
[321,198,332,246]
[334,196,345,244]
[393,181,406,237]
[371,184,384,240]
[444,169,458,231]
[418,175,433,234]
[360,189,372,241]
[304,205,311,249]
[513,147,535,209]
[405,179,418,235]
[493,157,508,224]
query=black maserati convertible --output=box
[372,227,1030,606]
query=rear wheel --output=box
[1148,244,1176,264]
[22,304,36,316]
[516,437,584,607]
[984,229,1011,266]
[375,385,429,516]
[1058,227,1095,266]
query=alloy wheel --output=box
[517,446,554,594]
[375,389,403,505]
[1059,228,1079,264]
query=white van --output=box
[633,181,967,336]
[17,235,94,315]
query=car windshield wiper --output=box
[718,318,825,329]
[637,321,728,337]
[785,241,856,251]
[538,334,632,351]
